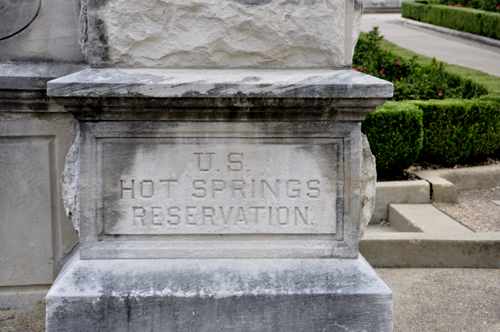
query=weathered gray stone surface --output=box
[0,0,41,41]
[0,286,51,311]
[0,63,87,91]
[0,136,55,286]
[0,112,79,309]
[46,68,393,329]
[61,132,81,233]
[0,63,84,309]
[48,68,393,261]
[103,143,337,236]
[360,133,376,234]
[48,68,393,99]
[70,120,364,260]
[81,0,363,68]
[46,254,393,331]
[0,0,84,63]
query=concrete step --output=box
[361,204,499,268]
[363,165,500,268]
[388,204,473,234]
[414,164,500,203]
[361,229,500,268]
[371,180,430,224]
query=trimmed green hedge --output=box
[357,30,500,172]
[402,1,500,40]
[363,99,500,171]
[362,102,423,173]
[412,99,500,165]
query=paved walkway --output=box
[378,268,500,332]
[361,13,500,77]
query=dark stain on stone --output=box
[125,294,132,325]
[90,18,110,66]
[354,0,363,11]
[92,0,109,9]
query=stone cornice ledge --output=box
[47,68,393,100]
[0,63,88,90]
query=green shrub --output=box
[358,31,500,100]
[356,29,500,172]
[401,0,429,20]
[436,0,500,14]
[482,10,500,39]
[411,99,500,165]
[354,28,488,100]
[362,102,423,174]
[402,1,500,40]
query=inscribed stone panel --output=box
[102,138,340,235]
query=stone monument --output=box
[0,0,85,309]
[45,0,394,330]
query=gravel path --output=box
[0,302,45,332]
[434,189,500,232]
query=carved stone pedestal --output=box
[46,68,393,331]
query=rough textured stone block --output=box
[81,0,364,68]
[46,255,393,332]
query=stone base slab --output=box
[0,285,51,310]
[46,254,393,331]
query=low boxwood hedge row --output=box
[357,30,500,172]
[363,99,500,172]
[362,102,423,174]
[402,0,500,40]
[414,99,500,165]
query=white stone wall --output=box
[0,106,79,310]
